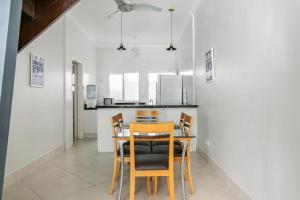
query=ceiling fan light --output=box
[167,43,176,51]
[167,8,177,51]
[117,12,127,51]
[117,43,127,51]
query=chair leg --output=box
[147,177,152,194]
[115,161,120,181]
[184,165,188,181]
[168,174,175,200]
[186,158,195,193]
[153,177,158,195]
[109,158,118,194]
[167,177,170,195]
[130,174,135,200]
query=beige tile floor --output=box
[3,139,250,200]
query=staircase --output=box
[19,0,79,51]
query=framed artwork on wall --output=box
[30,54,45,87]
[205,48,214,82]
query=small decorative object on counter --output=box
[104,98,114,106]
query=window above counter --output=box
[109,73,139,101]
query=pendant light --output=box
[167,8,176,51]
[117,12,127,51]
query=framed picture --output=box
[30,54,45,87]
[205,48,214,82]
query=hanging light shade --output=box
[117,12,127,51]
[167,8,176,51]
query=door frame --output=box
[0,0,22,198]
[72,60,84,140]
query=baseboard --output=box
[3,145,64,190]
[198,150,253,200]
[84,132,97,139]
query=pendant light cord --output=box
[121,12,123,44]
[167,8,176,51]
[171,10,173,44]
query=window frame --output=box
[108,72,140,102]
[108,74,124,101]
[124,72,140,102]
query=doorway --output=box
[72,61,84,140]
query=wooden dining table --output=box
[112,123,196,200]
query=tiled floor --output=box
[3,139,250,200]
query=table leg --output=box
[117,140,126,200]
[181,141,188,200]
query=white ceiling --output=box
[69,0,199,46]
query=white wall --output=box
[98,46,175,103]
[64,14,97,148]
[5,13,98,175]
[175,19,193,74]
[5,18,65,176]
[191,0,300,199]
[65,15,97,87]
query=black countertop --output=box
[85,104,198,110]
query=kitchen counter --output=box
[85,104,198,110]
[87,105,198,152]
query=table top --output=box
[85,104,198,110]
[112,128,195,140]
[123,123,181,130]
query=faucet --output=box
[150,99,154,105]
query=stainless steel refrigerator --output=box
[156,75,182,105]
[156,75,194,105]
[182,75,194,105]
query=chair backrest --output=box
[179,112,187,128]
[111,114,122,154]
[130,122,174,170]
[116,113,123,127]
[136,110,159,123]
[182,114,192,136]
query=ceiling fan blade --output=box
[114,0,125,6]
[133,3,162,12]
[104,9,120,19]
[122,0,133,4]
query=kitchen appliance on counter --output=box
[85,85,97,108]
[156,75,193,105]
[104,98,114,105]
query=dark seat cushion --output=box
[124,141,151,146]
[152,141,182,146]
[152,145,183,157]
[135,154,169,170]
[117,145,151,156]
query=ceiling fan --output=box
[105,0,162,19]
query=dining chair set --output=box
[109,110,195,200]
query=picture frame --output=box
[30,54,45,87]
[205,48,214,82]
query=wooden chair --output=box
[152,113,195,194]
[136,110,159,123]
[109,114,129,194]
[135,110,158,148]
[179,112,187,128]
[175,114,194,193]
[129,122,175,200]
[109,114,152,195]
[116,113,124,127]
